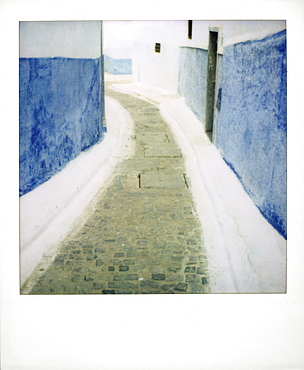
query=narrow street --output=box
[24,82,210,294]
[3,18,295,370]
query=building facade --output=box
[132,20,287,239]
[19,21,105,196]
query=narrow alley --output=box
[19,21,287,295]
[2,14,300,370]
[23,82,210,294]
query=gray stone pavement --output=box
[24,83,210,294]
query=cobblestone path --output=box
[26,83,210,294]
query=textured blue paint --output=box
[213,54,223,132]
[216,30,287,238]
[178,47,208,123]
[103,54,114,74]
[19,57,104,196]
[103,54,132,75]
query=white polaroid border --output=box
[1,0,304,369]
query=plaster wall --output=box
[178,47,208,124]
[181,20,286,50]
[178,22,286,238]
[220,20,286,46]
[19,21,104,196]
[131,20,286,93]
[103,54,132,75]
[19,21,102,58]
[132,21,187,92]
[215,29,287,238]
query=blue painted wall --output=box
[216,30,287,238]
[177,30,286,238]
[103,54,132,75]
[19,57,104,196]
[178,47,208,124]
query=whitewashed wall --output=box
[20,21,105,284]
[131,20,286,92]
[181,20,286,50]
[131,20,186,91]
[20,21,102,58]
[178,19,287,239]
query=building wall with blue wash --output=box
[178,47,208,124]
[215,30,287,238]
[19,22,104,196]
[103,54,132,75]
[178,27,286,238]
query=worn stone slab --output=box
[120,158,185,173]
[140,173,186,189]
[144,146,181,157]
[137,133,168,143]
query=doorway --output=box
[205,30,219,141]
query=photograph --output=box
[1,0,304,368]
[19,20,287,295]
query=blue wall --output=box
[103,55,132,75]
[178,47,208,124]
[177,30,287,238]
[216,30,287,238]
[19,57,104,196]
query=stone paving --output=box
[25,82,210,294]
